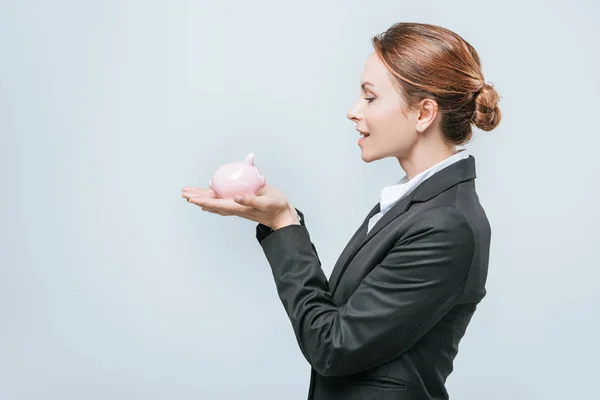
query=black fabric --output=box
[255,156,490,399]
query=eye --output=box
[364,97,375,103]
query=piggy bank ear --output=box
[244,153,255,166]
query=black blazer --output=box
[255,155,490,400]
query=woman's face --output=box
[347,51,419,163]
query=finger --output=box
[182,187,215,194]
[188,196,253,219]
[187,197,206,206]
[192,196,239,209]
[234,192,270,211]
[182,188,216,197]
[182,191,216,201]
[187,196,227,210]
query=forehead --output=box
[361,52,392,90]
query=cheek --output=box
[366,105,403,134]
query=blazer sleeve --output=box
[257,206,475,377]
[256,208,320,260]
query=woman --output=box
[183,22,501,400]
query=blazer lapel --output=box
[328,202,380,293]
[328,194,414,294]
[328,155,477,295]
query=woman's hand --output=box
[181,184,300,230]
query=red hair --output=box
[372,22,502,144]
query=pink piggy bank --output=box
[209,153,266,199]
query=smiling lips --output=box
[357,130,370,146]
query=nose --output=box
[346,100,361,122]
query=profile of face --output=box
[347,51,422,163]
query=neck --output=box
[397,137,457,181]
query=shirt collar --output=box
[379,148,470,213]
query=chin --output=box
[360,150,380,163]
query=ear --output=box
[416,98,439,131]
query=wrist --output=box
[272,205,301,230]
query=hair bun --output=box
[472,83,501,131]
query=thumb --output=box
[234,193,254,206]
[235,192,268,210]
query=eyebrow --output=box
[361,81,375,91]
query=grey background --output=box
[1,0,599,399]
